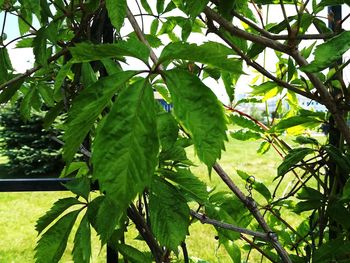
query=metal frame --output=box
[0,178,117,263]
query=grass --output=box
[0,136,316,262]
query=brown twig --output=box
[190,210,269,240]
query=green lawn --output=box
[0,136,312,262]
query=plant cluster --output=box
[0,0,350,262]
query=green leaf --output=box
[294,200,322,213]
[69,40,150,64]
[35,210,80,263]
[0,78,23,103]
[43,101,64,129]
[72,213,91,263]
[319,0,350,7]
[294,136,319,146]
[277,148,314,177]
[165,69,227,168]
[150,178,190,251]
[92,79,159,220]
[157,111,179,151]
[106,0,127,31]
[64,177,90,201]
[230,129,261,141]
[257,141,271,155]
[342,178,350,201]
[230,114,264,133]
[150,19,159,35]
[297,187,323,201]
[328,202,350,229]
[35,197,82,234]
[87,196,125,243]
[20,87,36,120]
[162,168,208,203]
[33,27,49,66]
[313,239,350,263]
[53,62,73,101]
[38,84,55,107]
[63,70,137,163]
[272,116,322,133]
[323,144,350,173]
[301,31,350,73]
[117,244,151,263]
[236,170,271,202]
[157,0,165,13]
[222,238,241,263]
[81,63,97,88]
[184,0,209,18]
[140,0,153,14]
[159,42,243,74]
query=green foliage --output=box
[165,69,227,168]
[2,0,350,262]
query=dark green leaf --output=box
[230,114,264,133]
[184,0,209,18]
[159,42,243,73]
[140,0,153,14]
[294,136,319,146]
[63,70,137,163]
[313,239,350,263]
[294,200,321,213]
[165,69,227,168]
[33,27,49,66]
[35,210,80,263]
[81,63,97,88]
[117,244,151,263]
[36,197,82,234]
[53,62,72,101]
[92,79,159,221]
[297,187,323,201]
[230,129,261,141]
[301,31,350,72]
[0,78,23,103]
[38,84,54,107]
[157,0,165,13]
[342,178,350,201]
[20,87,36,120]
[64,177,90,201]
[87,196,125,244]
[157,111,179,151]
[43,101,64,129]
[72,213,91,263]
[324,144,350,173]
[328,202,350,229]
[162,168,208,203]
[69,40,150,64]
[150,19,159,35]
[236,170,271,202]
[150,178,190,251]
[319,0,350,7]
[106,0,127,31]
[277,148,314,177]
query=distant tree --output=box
[0,102,63,178]
[0,1,350,263]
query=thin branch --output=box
[203,7,289,53]
[0,48,68,91]
[3,33,35,48]
[240,235,278,263]
[126,7,158,69]
[190,210,269,240]
[51,136,92,158]
[208,25,320,102]
[134,0,144,33]
[279,0,292,34]
[1,11,7,40]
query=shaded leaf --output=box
[230,114,264,133]
[64,177,90,201]
[72,213,91,263]
[165,69,227,168]
[277,148,314,177]
[230,129,261,141]
[150,178,190,251]
[237,170,271,202]
[117,244,151,263]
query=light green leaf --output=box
[150,19,159,35]
[106,0,127,31]
[150,178,190,251]
[72,213,91,263]
[159,42,243,73]
[63,70,137,163]
[165,69,227,168]
[272,116,322,133]
[277,148,314,177]
[92,79,159,219]
[257,141,271,155]
[117,244,151,263]
[301,31,350,72]
[35,210,80,263]
[69,40,150,64]
[35,197,82,234]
